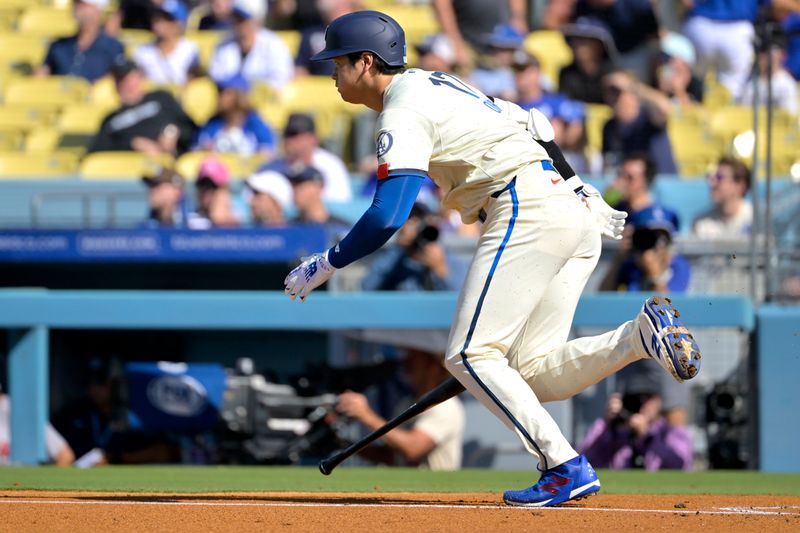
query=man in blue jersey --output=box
[283,11,702,507]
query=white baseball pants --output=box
[444,163,648,470]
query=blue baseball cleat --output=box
[638,296,702,383]
[503,455,601,507]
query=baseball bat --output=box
[319,377,466,475]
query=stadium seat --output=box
[175,151,262,180]
[17,7,77,39]
[186,31,225,70]
[0,130,24,152]
[524,31,573,89]
[0,34,49,68]
[0,151,79,178]
[0,105,58,131]
[584,103,613,154]
[58,104,113,135]
[24,127,60,154]
[275,30,301,57]
[279,77,359,140]
[79,151,174,180]
[90,76,120,108]
[4,76,90,110]
[703,77,734,109]
[119,29,155,59]
[257,102,289,135]
[668,121,723,177]
[182,76,219,125]
[381,4,439,46]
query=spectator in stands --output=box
[265,113,352,202]
[601,69,677,174]
[209,1,293,90]
[337,348,465,470]
[88,59,196,155]
[37,0,125,83]
[198,0,236,31]
[141,165,189,227]
[573,0,660,85]
[433,0,528,69]
[577,375,693,471]
[682,0,761,100]
[559,17,617,104]
[287,163,350,226]
[295,0,359,77]
[470,24,525,101]
[110,0,162,31]
[513,51,590,174]
[1,386,75,466]
[362,203,458,291]
[600,206,690,293]
[541,0,578,30]
[189,157,241,228]
[245,169,293,226]
[414,34,458,73]
[134,0,201,87]
[194,75,276,158]
[656,32,704,109]
[604,152,678,218]
[739,38,798,115]
[693,156,753,240]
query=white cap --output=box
[246,170,293,209]
[661,32,696,67]
[77,0,110,8]
[415,34,456,66]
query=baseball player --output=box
[284,10,702,507]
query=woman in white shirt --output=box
[133,0,200,87]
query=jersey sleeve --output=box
[375,108,435,179]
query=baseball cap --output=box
[414,34,456,65]
[217,74,251,93]
[283,113,316,137]
[511,50,540,70]
[483,23,524,49]
[196,157,231,188]
[110,57,141,81]
[76,0,109,8]
[142,165,185,187]
[246,170,293,209]
[232,0,264,21]
[154,0,189,26]
[562,17,618,61]
[660,32,696,67]
[286,163,324,185]
[629,205,679,234]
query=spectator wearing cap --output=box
[739,37,798,115]
[572,0,660,85]
[601,69,677,175]
[513,51,590,174]
[656,32,704,109]
[600,205,690,293]
[37,0,125,83]
[209,0,293,90]
[432,0,528,68]
[245,170,293,225]
[198,0,236,31]
[189,157,241,228]
[469,23,525,101]
[682,0,760,100]
[693,156,753,240]
[414,34,457,73]
[89,58,196,155]
[286,163,350,226]
[262,113,351,202]
[295,0,359,77]
[141,165,189,227]
[133,0,200,87]
[194,75,276,158]
[559,17,618,104]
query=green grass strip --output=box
[0,467,798,495]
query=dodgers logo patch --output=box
[376,131,393,158]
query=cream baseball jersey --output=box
[376,69,551,223]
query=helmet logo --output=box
[376,131,394,158]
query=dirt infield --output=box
[2,491,799,532]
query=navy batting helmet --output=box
[310,10,406,67]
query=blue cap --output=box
[629,205,680,234]
[483,23,524,49]
[156,0,188,26]
[217,74,251,93]
[310,10,407,67]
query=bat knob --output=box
[319,461,332,476]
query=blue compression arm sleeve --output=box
[327,173,425,268]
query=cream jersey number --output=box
[376,69,550,223]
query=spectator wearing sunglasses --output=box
[692,157,753,240]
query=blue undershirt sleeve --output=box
[327,172,425,269]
